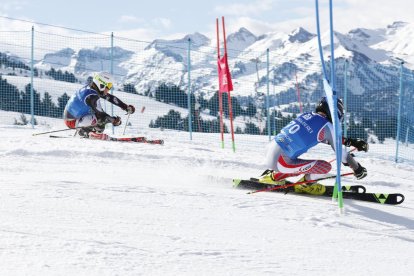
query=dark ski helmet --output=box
[315,96,344,122]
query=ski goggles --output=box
[100,82,113,90]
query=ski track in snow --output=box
[1,126,414,275]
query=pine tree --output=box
[40,92,58,117]
[0,76,20,111]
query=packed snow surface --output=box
[1,125,413,275]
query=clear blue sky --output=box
[0,0,411,40]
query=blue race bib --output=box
[275,112,328,158]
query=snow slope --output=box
[0,125,413,275]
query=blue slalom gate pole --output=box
[315,0,344,213]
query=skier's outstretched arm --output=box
[102,94,135,114]
[322,124,368,180]
[85,94,121,126]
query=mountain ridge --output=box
[2,21,413,122]
[31,21,413,93]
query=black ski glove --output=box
[354,163,367,180]
[111,116,122,126]
[126,105,135,114]
[344,138,369,152]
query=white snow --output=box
[0,123,413,275]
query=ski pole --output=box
[32,127,81,136]
[122,113,130,135]
[328,147,357,163]
[248,172,354,194]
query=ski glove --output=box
[111,116,122,126]
[354,163,367,180]
[344,138,369,152]
[126,105,135,114]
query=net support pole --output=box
[395,61,405,163]
[266,48,271,141]
[187,38,193,140]
[110,32,114,135]
[30,26,35,128]
[216,18,225,148]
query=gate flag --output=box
[217,53,233,93]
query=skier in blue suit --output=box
[63,72,135,140]
[259,97,368,195]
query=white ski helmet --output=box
[92,72,114,92]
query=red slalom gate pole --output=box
[227,92,236,152]
[222,16,236,152]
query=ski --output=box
[337,191,404,205]
[233,179,404,205]
[49,135,164,145]
[109,136,164,145]
[234,179,365,195]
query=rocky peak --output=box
[288,27,316,43]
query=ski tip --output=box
[396,194,405,205]
[383,193,405,205]
[49,135,72,139]
[147,139,164,145]
[232,179,241,187]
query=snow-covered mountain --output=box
[2,21,414,120]
[36,46,134,79]
[33,22,413,93]
[226,27,258,52]
[288,27,316,43]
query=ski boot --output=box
[258,170,286,185]
[87,123,110,140]
[78,127,93,138]
[78,126,109,140]
[92,123,106,134]
[294,176,326,195]
[88,132,109,140]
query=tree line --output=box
[0,76,406,143]
[0,76,69,118]
[149,83,404,142]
